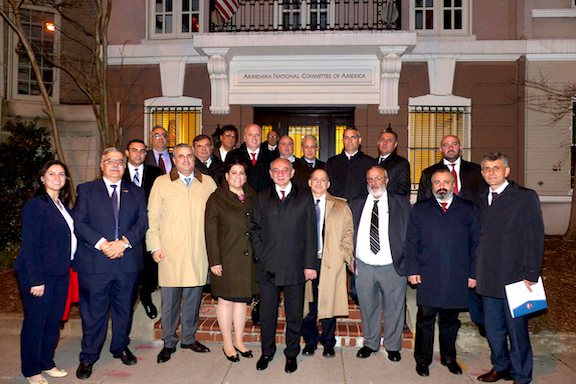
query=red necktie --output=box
[250,153,257,166]
[280,190,285,202]
[450,163,459,195]
[158,154,166,174]
[441,202,448,212]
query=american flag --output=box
[215,0,240,24]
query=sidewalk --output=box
[0,335,575,384]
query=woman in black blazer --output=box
[14,160,76,384]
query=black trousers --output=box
[301,259,337,348]
[258,280,305,358]
[139,251,158,306]
[414,305,461,366]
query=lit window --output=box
[408,106,471,186]
[147,106,202,149]
[288,125,319,158]
[150,0,201,38]
[14,8,57,98]
[334,125,348,155]
[411,0,469,36]
[261,125,274,142]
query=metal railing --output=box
[210,0,401,32]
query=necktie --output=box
[491,192,499,205]
[185,177,191,188]
[370,200,380,254]
[158,154,166,174]
[315,199,322,254]
[133,168,140,187]
[111,185,119,240]
[441,202,448,212]
[450,163,459,195]
[202,161,208,167]
[280,190,285,202]
[251,153,257,166]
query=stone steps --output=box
[153,292,414,349]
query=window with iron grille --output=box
[13,8,57,99]
[146,106,202,150]
[150,0,202,38]
[408,106,471,187]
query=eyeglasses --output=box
[103,159,125,166]
[367,176,387,182]
[153,133,168,139]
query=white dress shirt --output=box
[219,147,229,162]
[127,163,144,187]
[275,182,292,201]
[443,157,461,193]
[314,194,326,254]
[488,180,509,205]
[355,192,393,266]
[54,198,77,260]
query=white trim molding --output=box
[532,9,576,18]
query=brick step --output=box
[154,293,413,349]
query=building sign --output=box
[235,69,374,85]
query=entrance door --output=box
[254,107,354,161]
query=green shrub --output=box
[0,118,54,258]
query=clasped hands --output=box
[101,240,125,259]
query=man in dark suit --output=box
[261,130,280,159]
[292,135,326,190]
[145,125,174,174]
[377,127,410,196]
[73,148,148,379]
[123,139,163,320]
[325,128,377,201]
[349,166,410,362]
[416,134,486,336]
[193,134,224,184]
[475,152,544,384]
[227,124,273,192]
[250,158,317,373]
[405,169,479,377]
[214,125,238,162]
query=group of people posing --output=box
[14,123,543,384]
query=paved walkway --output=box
[1,335,575,384]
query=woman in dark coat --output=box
[205,159,257,362]
[14,160,76,384]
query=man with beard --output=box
[349,166,411,362]
[404,169,479,377]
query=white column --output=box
[379,52,402,115]
[205,48,230,115]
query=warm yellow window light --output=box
[45,22,55,32]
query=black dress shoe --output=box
[285,357,297,373]
[477,369,513,382]
[235,347,253,358]
[478,323,487,338]
[356,346,376,358]
[143,303,158,319]
[157,347,176,363]
[442,360,463,375]
[223,348,239,362]
[416,363,429,377]
[181,341,210,353]
[256,355,273,371]
[387,350,401,362]
[323,346,336,358]
[76,363,93,380]
[113,348,137,365]
[302,344,316,356]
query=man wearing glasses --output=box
[73,148,148,379]
[145,125,174,174]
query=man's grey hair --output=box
[301,135,318,147]
[100,147,125,163]
[344,127,361,138]
[432,168,455,182]
[152,125,166,132]
[172,143,194,158]
[367,165,388,179]
[480,152,509,168]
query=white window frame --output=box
[409,0,471,37]
[9,5,60,103]
[274,0,334,30]
[148,0,204,40]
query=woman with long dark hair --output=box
[14,160,77,384]
[205,159,258,362]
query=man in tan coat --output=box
[302,169,354,358]
[147,143,217,363]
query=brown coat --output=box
[205,181,258,299]
[304,193,354,319]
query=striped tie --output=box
[370,200,380,254]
